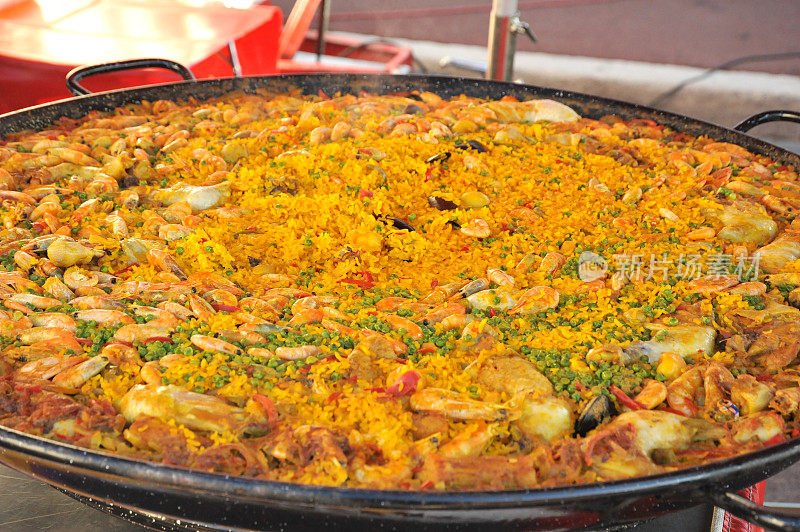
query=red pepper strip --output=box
[574,382,586,392]
[326,392,343,403]
[417,346,437,355]
[488,308,496,317]
[253,394,279,427]
[361,271,375,283]
[358,189,374,198]
[609,384,645,411]
[765,434,787,446]
[368,387,387,394]
[424,166,433,181]
[14,384,41,393]
[756,374,774,382]
[420,481,434,490]
[113,265,134,276]
[793,428,800,439]
[211,304,239,313]
[76,338,93,346]
[144,337,173,344]
[660,407,688,417]
[346,374,358,384]
[386,370,421,397]
[339,278,374,289]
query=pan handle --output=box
[710,491,800,531]
[66,58,195,96]
[733,110,800,133]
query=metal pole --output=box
[487,0,517,81]
[316,0,330,61]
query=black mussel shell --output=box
[574,394,617,437]
[425,152,451,164]
[390,218,415,232]
[455,139,488,153]
[121,175,140,188]
[248,257,262,267]
[446,220,462,230]
[428,196,458,211]
[405,103,423,115]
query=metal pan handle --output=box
[711,491,800,531]
[66,58,195,96]
[734,110,800,133]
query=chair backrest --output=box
[278,0,322,59]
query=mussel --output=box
[425,152,451,164]
[390,218,415,232]
[428,196,458,211]
[455,140,488,153]
[574,394,617,437]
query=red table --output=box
[0,0,282,113]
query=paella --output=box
[0,88,799,491]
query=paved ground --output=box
[271,0,800,75]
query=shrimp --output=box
[439,421,497,458]
[537,252,566,276]
[666,365,704,416]
[29,312,77,332]
[70,295,124,310]
[146,249,187,280]
[466,288,517,311]
[459,219,490,238]
[703,362,734,415]
[409,388,518,422]
[509,286,560,315]
[190,334,243,356]
[114,324,171,343]
[383,314,423,340]
[275,345,319,361]
[51,356,109,388]
[74,309,134,327]
[686,274,739,293]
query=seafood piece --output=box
[511,394,574,443]
[146,249,187,280]
[466,288,517,311]
[439,421,497,458]
[114,324,171,343]
[575,394,617,437]
[633,380,668,410]
[153,182,230,212]
[51,356,109,388]
[667,365,704,416]
[409,388,518,422]
[29,312,77,332]
[585,410,726,480]
[715,203,777,246]
[730,411,784,444]
[754,231,800,273]
[509,286,560,315]
[74,309,134,327]
[624,324,715,363]
[465,354,553,396]
[119,384,268,435]
[731,374,772,415]
[46,238,104,267]
[190,334,243,356]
